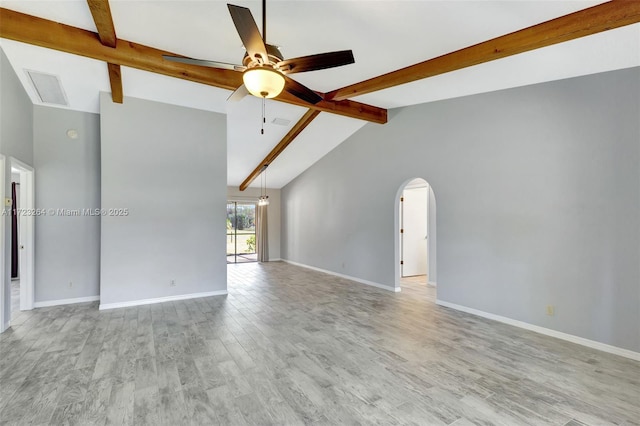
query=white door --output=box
[402,187,428,277]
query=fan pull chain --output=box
[261,97,265,135]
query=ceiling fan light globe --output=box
[243,67,285,99]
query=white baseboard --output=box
[282,259,399,293]
[428,281,437,287]
[99,290,228,310]
[268,258,282,262]
[34,295,100,308]
[436,299,640,362]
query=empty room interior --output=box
[0,1,639,425]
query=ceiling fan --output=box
[163,0,355,105]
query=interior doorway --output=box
[9,158,34,318]
[226,201,257,263]
[0,154,4,331]
[10,168,21,318]
[401,182,428,278]
[395,178,436,291]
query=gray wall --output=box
[33,106,101,302]
[100,93,227,306]
[282,67,640,352]
[428,185,436,285]
[227,186,281,260]
[0,48,33,326]
[0,49,33,164]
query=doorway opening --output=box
[10,168,20,318]
[0,155,4,331]
[395,178,436,292]
[226,201,257,263]
[9,158,35,322]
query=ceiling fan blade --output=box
[283,75,322,105]
[278,50,355,74]
[227,4,268,63]
[163,55,245,71]
[227,84,249,102]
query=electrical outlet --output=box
[170,279,176,287]
[546,305,555,316]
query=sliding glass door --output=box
[226,201,257,263]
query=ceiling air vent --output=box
[26,70,69,106]
[271,117,291,126]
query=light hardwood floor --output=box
[10,280,22,323]
[0,262,638,425]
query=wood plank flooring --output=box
[0,261,638,425]
[9,280,22,323]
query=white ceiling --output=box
[1,1,639,189]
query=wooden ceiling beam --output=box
[107,63,123,103]
[86,0,117,48]
[0,8,386,123]
[0,8,242,90]
[239,109,321,191]
[326,0,640,101]
[86,0,122,103]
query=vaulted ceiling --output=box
[1,1,639,189]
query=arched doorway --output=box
[394,178,436,292]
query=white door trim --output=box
[10,158,34,311]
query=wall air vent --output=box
[271,117,291,126]
[25,70,69,106]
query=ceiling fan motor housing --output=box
[243,44,284,69]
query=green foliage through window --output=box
[246,235,256,253]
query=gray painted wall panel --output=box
[0,49,33,164]
[33,106,101,302]
[0,48,33,326]
[282,68,640,352]
[100,94,226,306]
